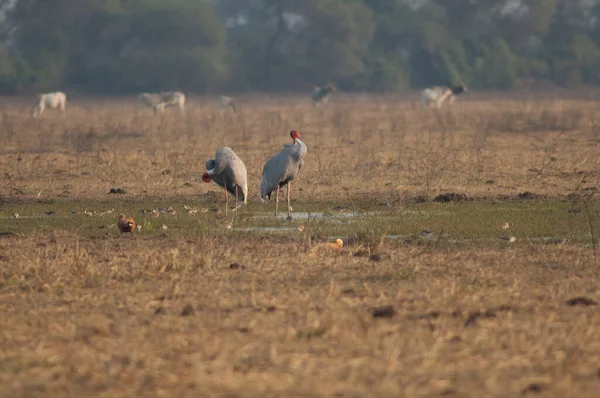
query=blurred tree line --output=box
[0,0,599,94]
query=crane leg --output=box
[224,187,228,216]
[287,182,291,218]
[275,186,279,217]
[234,185,239,222]
[235,185,239,209]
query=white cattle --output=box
[218,95,237,113]
[311,84,336,106]
[32,92,67,118]
[137,91,185,115]
[421,83,467,109]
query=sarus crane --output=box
[259,130,307,218]
[202,147,248,216]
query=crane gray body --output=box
[259,135,307,217]
[206,147,248,208]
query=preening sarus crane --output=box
[259,130,307,218]
[202,147,248,216]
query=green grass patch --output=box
[0,198,597,248]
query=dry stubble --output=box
[0,94,599,397]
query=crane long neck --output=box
[294,138,307,157]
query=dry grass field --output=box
[1,94,600,397]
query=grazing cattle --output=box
[218,96,237,113]
[32,92,67,118]
[311,84,336,106]
[137,91,185,115]
[421,83,467,109]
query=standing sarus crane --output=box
[259,130,307,218]
[202,147,248,216]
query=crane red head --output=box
[290,130,300,140]
[202,172,212,183]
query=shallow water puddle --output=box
[234,211,366,232]
[234,226,298,233]
[253,211,365,221]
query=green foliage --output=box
[7,0,226,93]
[365,56,411,92]
[0,0,600,93]
[301,0,374,84]
[0,44,34,93]
[472,39,520,89]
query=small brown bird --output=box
[118,213,135,235]
[326,238,344,250]
[309,238,344,257]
